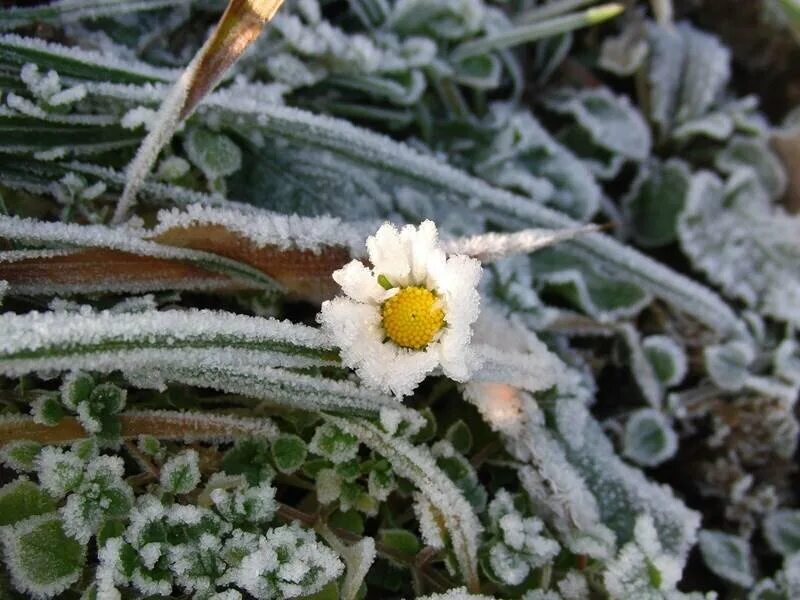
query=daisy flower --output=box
[318,221,482,398]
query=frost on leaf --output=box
[678,171,800,327]
[623,160,691,248]
[704,340,754,391]
[231,523,344,599]
[160,450,202,495]
[623,409,678,468]
[309,422,360,464]
[544,87,652,162]
[646,22,731,139]
[698,529,755,588]
[59,455,134,544]
[603,515,684,599]
[763,510,800,557]
[0,479,56,526]
[183,128,243,183]
[0,440,43,473]
[271,434,307,474]
[483,489,559,586]
[0,514,87,599]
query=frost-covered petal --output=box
[366,223,411,286]
[436,255,482,380]
[403,220,442,285]
[332,260,387,304]
[319,297,440,397]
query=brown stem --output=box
[0,412,273,445]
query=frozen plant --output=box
[0,0,799,597]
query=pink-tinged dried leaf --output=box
[0,248,237,295]
[181,0,285,119]
[152,224,349,301]
[772,130,800,214]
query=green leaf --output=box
[367,461,396,502]
[310,423,360,464]
[622,409,678,468]
[705,340,754,392]
[0,33,170,85]
[624,160,691,248]
[0,440,42,472]
[0,480,56,526]
[97,518,126,546]
[88,383,127,416]
[138,435,162,457]
[0,514,86,597]
[160,450,201,494]
[763,510,800,557]
[379,529,421,557]
[30,393,64,427]
[698,529,754,588]
[412,407,437,444]
[0,115,142,156]
[223,437,275,485]
[335,459,362,482]
[61,372,95,411]
[445,420,473,455]
[328,509,365,536]
[271,433,308,474]
[184,128,243,181]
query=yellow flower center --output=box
[381,286,445,350]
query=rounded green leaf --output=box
[271,434,307,474]
[0,479,56,526]
[184,128,242,180]
[0,514,86,597]
[623,408,678,467]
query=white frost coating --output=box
[328,416,482,587]
[171,90,747,336]
[643,335,688,387]
[35,446,84,498]
[603,515,684,598]
[544,87,652,161]
[319,221,482,397]
[151,203,365,255]
[678,170,800,328]
[442,225,599,263]
[417,588,496,600]
[487,489,560,586]
[698,529,755,588]
[0,280,6,306]
[48,84,86,107]
[623,409,679,468]
[0,214,280,291]
[558,570,590,600]
[413,492,445,549]
[121,107,158,131]
[0,308,330,363]
[0,513,85,599]
[0,34,174,81]
[60,455,134,544]
[618,324,664,408]
[160,449,201,494]
[232,524,344,599]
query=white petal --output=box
[366,223,411,286]
[404,220,439,285]
[332,260,386,304]
[436,255,483,381]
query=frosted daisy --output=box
[318,221,482,398]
